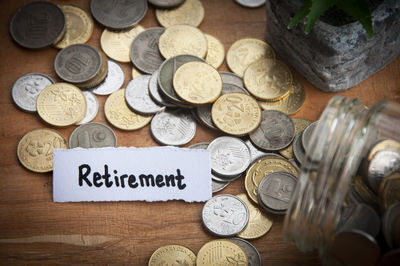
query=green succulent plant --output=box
[288,0,374,37]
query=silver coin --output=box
[69,122,117,148]
[130,27,165,74]
[366,150,400,193]
[148,70,176,108]
[219,71,245,89]
[245,139,279,163]
[301,120,318,152]
[90,0,147,30]
[148,0,185,8]
[196,83,248,130]
[235,0,266,8]
[150,109,196,146]
[91,60,124,95]
[212,180,230,194]
[383,203,400,249]
[76,91,99,125]
[229,238,262,266]
[207,136,251,177]
[212,171,243,182]
[54,44,102,83]
[125,75,164,115]
[11,73,54,112]
[293,132,305,166]
[202,194,249,237]
[249,110,295,151]
[257,171,297,214]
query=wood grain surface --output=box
[0,0,399,265]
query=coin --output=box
[130,27,165,74]
[173,61,222,105]
[245,139,282,163]
[17,128,67,173]
[10,2,65,49]
[249,110,295,151]
[90,0,147,30]
[69,122,117,148]
[212,180,230,194]
[368,139,400,161]
[207,136,251,177]
[148,70,176,108]
[245,155,299,204]
[36,83,86,127]
[204,34,225,69]
[366,150,400,193]
[293,132,306,165]
[379,171,400,210]
[196,83,248,130]
[76,91,99,125]
[202,194,249,237]
[125,75,164,115]
[150,109,196,146]
[279,118,312,159]
[229,238,262,266]
[383,203,400,249]
[148,0,185,8]
[54,5,93,49]
[236,193,273,239]
[11,73,54,112]
[220,71,245,89]
[244,59,292,101]
[100,25,145,63]
[158,54,204,108]
[104,89,153,131]
[259,78,306,115]
[54,44,102,83]
[226,38,275,77]
[196,239,248,266]
[75,51,108,89]
[91,60,124,95]
[257,171,297,214]
[302,120,318,152]
[353,175,379,210]
[148,244,196,266]
[155,0,204,28]
[212,93,261,136]
[235,0,266,8]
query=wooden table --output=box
[0,0,399,265]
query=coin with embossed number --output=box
[10,2,65,49]
[148,70,176,108]
[230,238,262,266]
[207,136,251,177]
[202,194,249,237]
[130,27,165,74]
[76,91,99,125]
[69,122,117,148]
[91,0,147,30]
[148,245,196,266]
[91,60,124,95]
[12,73,54,112]
[125,75,164,115]
[249,110,295,151]
[54,44,101,83]
[17,128,67,173]
[196,239,248,266]
[150,109,196,146]
[155,0,204,28]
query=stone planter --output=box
[266,0,400,92]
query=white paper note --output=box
[53,147,211,202]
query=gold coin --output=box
[100,25,144,63]
[75,51,108,89]
[155,0,204,28]
[226,38,275,77]
[132,66,142,79]
[379,171,400,210]
[54,5,93,49]
[158,25,207,59]
[259,78,306,115]
[236,193,273,239]
[196,239,248,266]
[368,139,400,161]
[204,34,225,69]
[279,118,312,159]
[353,175,379,209]
[211,93,261,136]
[244,58,293,101]
[173,61,222,105]
[36,83,86,127]
[148,244,196,266]
[104,89,152,130]
[245,156,299,204]
[17,128,67,173]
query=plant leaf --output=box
[335,0,373,37]
[288,0,313,29]
[304,0,337,34]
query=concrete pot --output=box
[266,0,400,92]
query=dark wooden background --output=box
[0,0,399,265]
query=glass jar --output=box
[283,95,400,263]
